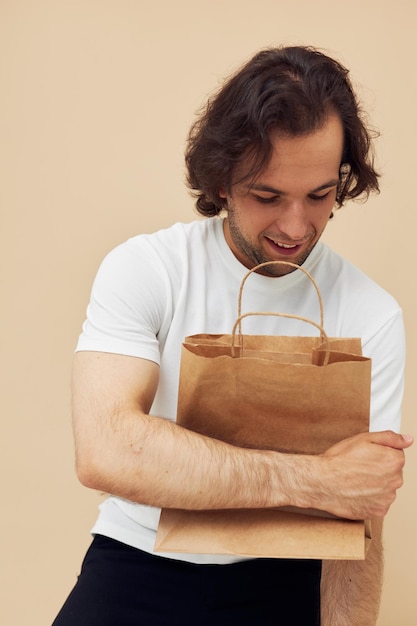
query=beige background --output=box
[1,1,416,624]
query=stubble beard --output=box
[226,215,318,277]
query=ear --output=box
[218,186,227,199]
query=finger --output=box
[370,430,414,450]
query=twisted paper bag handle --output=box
[232,260,329,365]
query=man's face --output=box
[221,114,344,277]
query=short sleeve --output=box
[76,237,174,365]
[364,309,405,433]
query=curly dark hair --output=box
[185,45,380,217]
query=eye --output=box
[253,194,280,205]
[309,191,332,203]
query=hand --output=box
[316,431,413,520]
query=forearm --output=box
[75,407,316,510]
[73,352,411,517]
[321,518,384,625]
[73,352,321,512]
[75,406,410,517]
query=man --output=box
[53,46,412,625]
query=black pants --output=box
[52,535,321,625]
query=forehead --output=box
[236,114,344,192]
[266,115,343,178]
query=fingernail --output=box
[402,434,414,443]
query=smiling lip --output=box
[264,236,305,256]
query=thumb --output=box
[371,430,414,450]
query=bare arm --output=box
[321,518,384,625]
[72,351,310,510]
[72,351,412,518]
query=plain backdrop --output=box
[1,1,416,624]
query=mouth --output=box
[264,236,304,256]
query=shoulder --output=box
[315,243,401,312]
[93,219,213,280]
[311,243,403,340]
[127,218,218,251]
[86,218,223,325]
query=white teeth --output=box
[270,240,297,248]
[267,236,298,249]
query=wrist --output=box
[275,452,326,511]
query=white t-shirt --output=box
[76,217,405,564]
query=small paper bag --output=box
[155,262,371,559]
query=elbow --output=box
[74,444,110,492]
[74,441,146,503]
[75,455,99,490]
[75,463,92,489]
[73,422,119,492]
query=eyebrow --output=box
[248,179,340,195]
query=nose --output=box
[274,200,309,241]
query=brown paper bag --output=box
[155,261,371,560]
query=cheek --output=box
[242,203,274,231]
[243,214,271,238]
[229,196,280,235]
[314,216,333,238]
[312,204,334,227]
